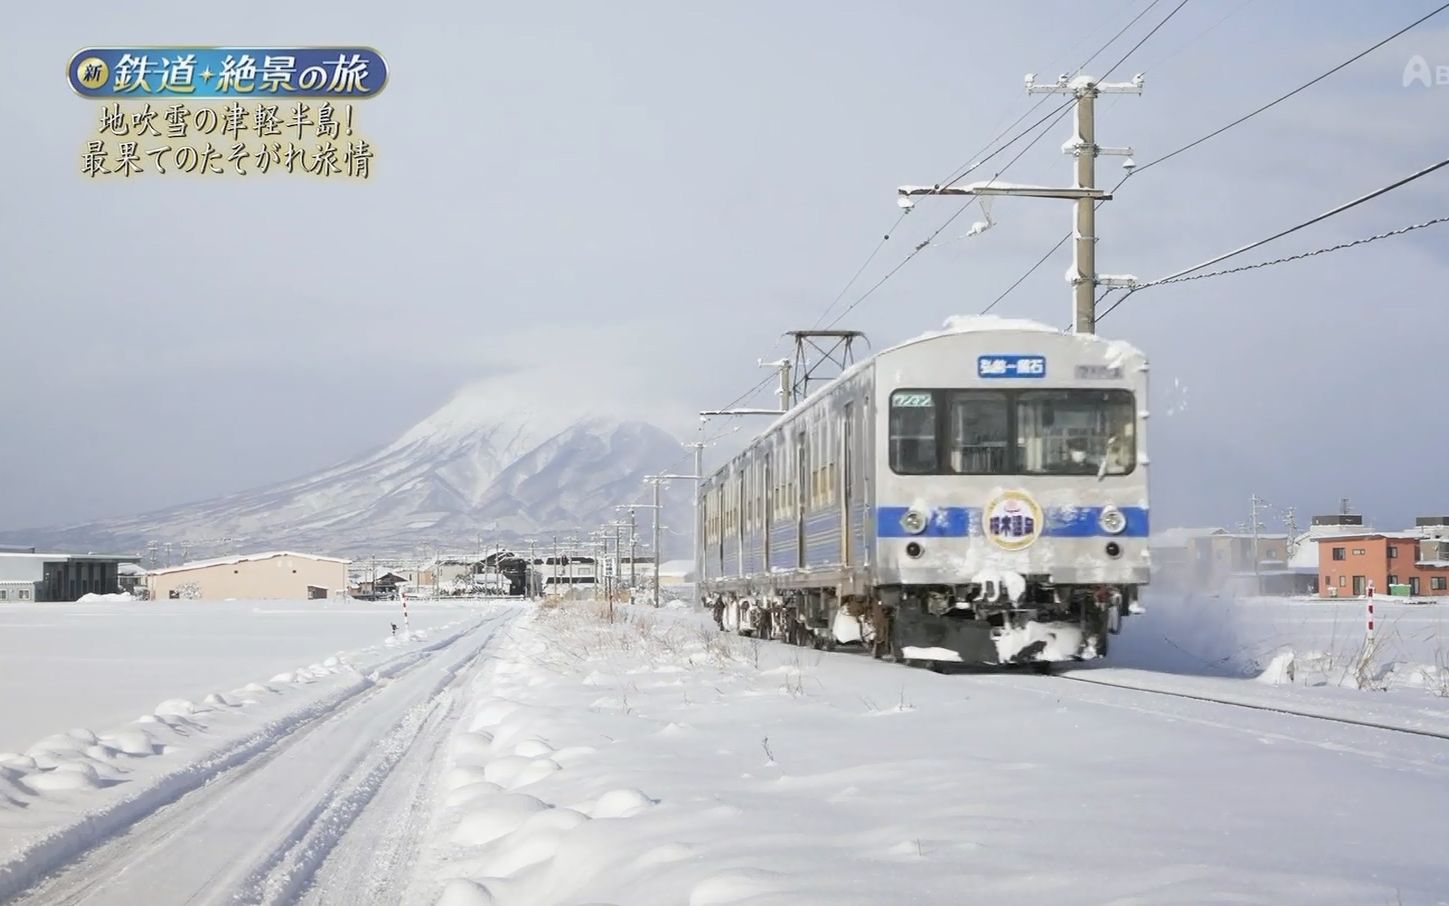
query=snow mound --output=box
[154,699,202,717]
[76,592,136,603]
[483,755,560,790]
[25,763,103,792]
[475,807,589,876]
[451,732,495,765]
[588,788,655,819]
[689,868,787,906]
[1256,650,1296,685]
[511,738,553,758]
[444,766,494,792]
[469,701,521,730]
[450,793,549,846]
[104,729,159,756]
[445,781,504,809]
[436,878,496,906]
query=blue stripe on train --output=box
[876,505,1148,538]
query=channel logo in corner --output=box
[68,48,388,98]
[982,490,1043,550]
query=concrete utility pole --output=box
[644,473,699,608]
[898,71,1143,334]
[1250,494,1269,596]
[684,440,706,601]
[617,503,658,602]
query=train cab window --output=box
[889,391,937,474]
[1015,389,1135,475]
[947,391,1009,474]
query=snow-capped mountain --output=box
[1,382,696,558]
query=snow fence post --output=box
[401,591,411,637]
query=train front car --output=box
[874,322,1149,666]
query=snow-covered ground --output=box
[1113,591,1449,693]
[414,600,1449,905]
[5,593,1449,904]
[0,598,490,752]
[0,601,519,903]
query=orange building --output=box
[1317,531,1449,598]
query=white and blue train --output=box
[697,318,1149,667]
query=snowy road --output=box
[7,608,517,906]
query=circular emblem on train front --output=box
[982,490,1043,550]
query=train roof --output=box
[746,315,1146,439]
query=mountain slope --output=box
[1,384,694,558]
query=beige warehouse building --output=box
[146,552,350,601]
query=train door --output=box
[714,485,723,577]
[763,450,772,571]
[841,402,853,567]
[796,430,808,570]
[736,469,745,576]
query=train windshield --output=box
[889,388,1135,475]
[1015,389,1135,475]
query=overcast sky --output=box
[2,0,1447,534]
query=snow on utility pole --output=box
[898,72,1143,334]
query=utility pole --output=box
[644,473,700,607]
[1250,494,1269,596]
[1282,506,1299,555]
[684,439,706,605]
[617,503,658,603]
[898,71,1143,334]
[628,509,637,589]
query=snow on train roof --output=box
[746,315,1144,439]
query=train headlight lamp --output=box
[1099,505,1127,535]
[900,509,927,535]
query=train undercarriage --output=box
[704,579,1141,667]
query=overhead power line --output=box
[1106,214,1449,294]
[1096,155,1449,320]
[811,0,1189,331]
[1132,0,1449,177]
[824,100,1076,329]
[986,1,1449,316]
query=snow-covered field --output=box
[416,599,1449,905]
[3,593,1449,904]
[0,598,499,752]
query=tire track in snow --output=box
[247,647,484,905]
[5,610,515,906]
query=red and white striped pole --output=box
[401,591,412,637]
[1365,581,1375,641]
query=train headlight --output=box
[1099,505,1127,535]
[900,509,927,535]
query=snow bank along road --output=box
[0,606,518,905]
[414,603,1449,906]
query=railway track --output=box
[1048,670,1449,743]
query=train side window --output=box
[889,390,938,474]
[947,391,1009,474]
